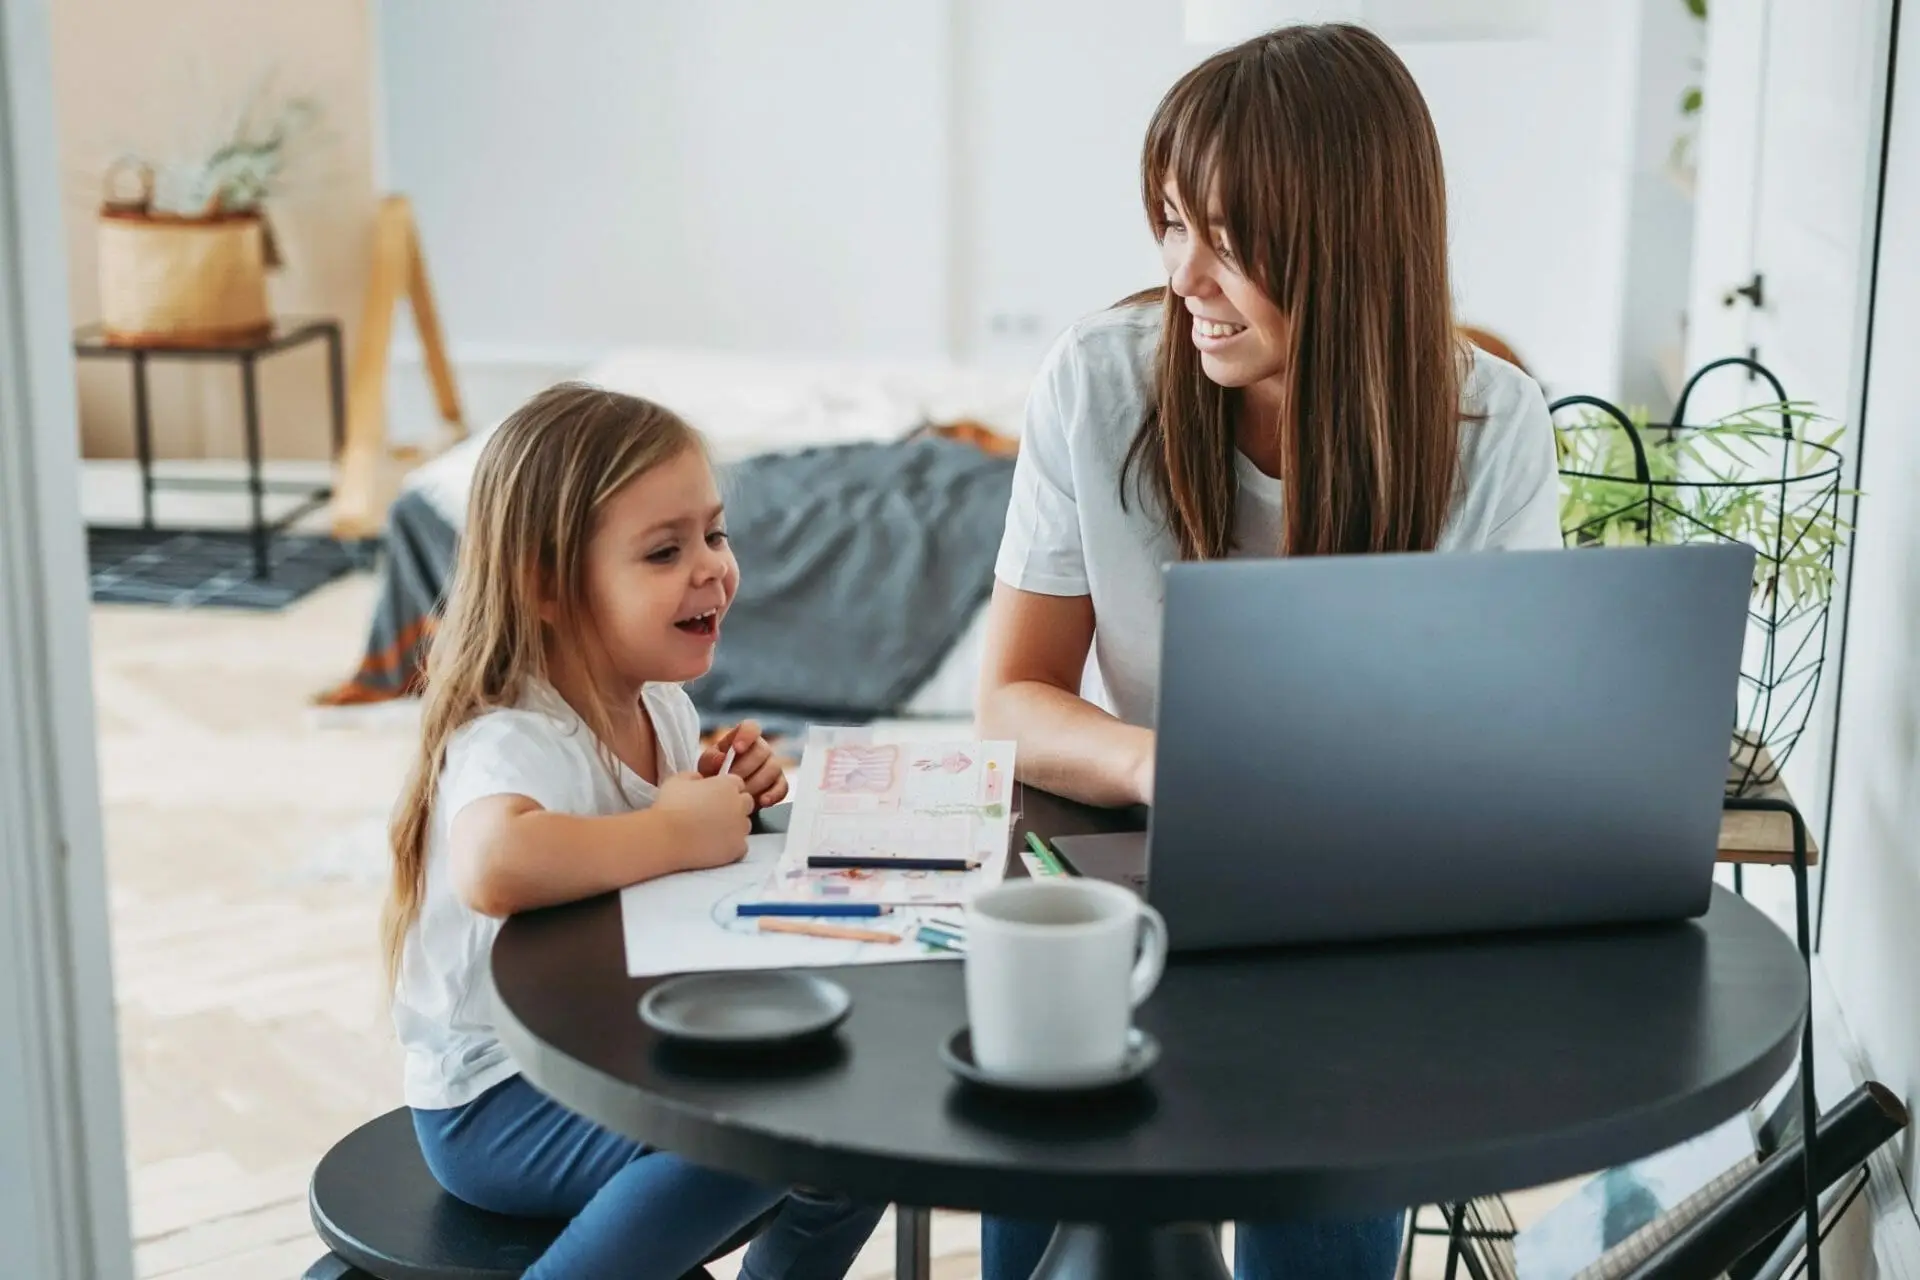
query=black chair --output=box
[1397,1083,1908,1280]
[304,1107,777,1280]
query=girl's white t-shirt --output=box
[994,305,1565,728]
[392,679,702,1111]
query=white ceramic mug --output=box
[963,877,1168,1082]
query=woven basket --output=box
[95,162,272,347]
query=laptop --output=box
[1050,543,1754,951]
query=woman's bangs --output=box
[1147,60,1289,292]
[1143,66,1233,235]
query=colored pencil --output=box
[758,918,901,944]
[734,902,892,919]
[914,926,966,954]
[806,855,979,873]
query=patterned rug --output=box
[87,525,375,611]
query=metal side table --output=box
[74,317,345,580]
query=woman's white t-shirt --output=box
[392,679,702,1111]
[994,305,1565,728]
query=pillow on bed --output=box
[404,348,1031,531]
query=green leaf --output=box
[1554,390,1854,609]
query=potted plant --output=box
[94,81,322,347]
[1552,356,1855,795]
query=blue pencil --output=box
[734,902,892,919]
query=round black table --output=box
[492,788,1808,1280]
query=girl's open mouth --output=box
[674,609,719,637]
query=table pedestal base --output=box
[1032,1224,1231,1280]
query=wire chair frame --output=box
[1550,356,1847,797]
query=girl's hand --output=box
[654,771,752,869]
[702,720,790,810]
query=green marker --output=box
[1023,831,1066,877]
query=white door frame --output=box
[0,1,136,1277]
[1819,0,1905,924]
[1686,0,1902,926]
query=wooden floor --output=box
[93,570,1576,1279]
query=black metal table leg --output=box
[895,1206,930,1280]
[1029,1224,1229,1280]
[1442,1202,1481,1280]
[239,352,267,579]
[324,321,346,459]
[1723,796,1819,1280]
[131,348,154,528]
[1788,805,1819,1280]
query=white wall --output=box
[1399,4,1642,398]
[948,0,1195,369]
[1823,0,1920,1201]
[380,0,1650,399]
[1616,0,1703,414]
[378,0,951,364]
[955,0,1644,391]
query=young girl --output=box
[383,382,885,1280]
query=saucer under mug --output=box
[940,1025,1159,1095]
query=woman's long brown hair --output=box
[1121,23,1469,560]
[380,382,704,992]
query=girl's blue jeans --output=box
[413,1075,885,1280]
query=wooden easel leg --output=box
[331,194,464,541]
[405,208,462,430]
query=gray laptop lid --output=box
[1145,544,1753,951]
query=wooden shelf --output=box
[1718,737,1820,866]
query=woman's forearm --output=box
[979,679,1154,809]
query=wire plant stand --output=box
[1550,356,1848,798]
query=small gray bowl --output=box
[638,971,852,1047]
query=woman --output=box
[975,22,1561,1280]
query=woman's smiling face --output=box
[1157,181,1290,390]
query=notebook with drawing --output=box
[757,727,1017,906]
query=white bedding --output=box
[405,346,1032,720]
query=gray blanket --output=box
[318,487,457,704]
[324,435,1013,735]
[687,434,1014,736]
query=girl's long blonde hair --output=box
[381,382,704,990]
[1121,22,1467,560]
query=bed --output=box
[318,346,1034,736]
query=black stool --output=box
[305,1107,775,1280]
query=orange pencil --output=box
[756,917,901,945]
